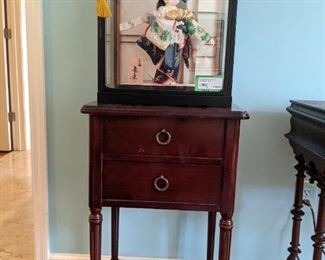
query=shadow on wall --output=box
[232,111,315,260]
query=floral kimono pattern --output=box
[137,5,211,85]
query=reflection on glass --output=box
[106,0,229,91]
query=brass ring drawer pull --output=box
[155,129,172,146]
[154,175,170,192]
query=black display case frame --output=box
[97,0,238,108]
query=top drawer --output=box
[102,117,225,159]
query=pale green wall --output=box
[44,0,325,259]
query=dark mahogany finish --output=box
[102,117,225,158]
[82,102,248,260]
[207,212,217,260]
[102,162,223,207]
[286,100,325,260]
[111,207,119,260]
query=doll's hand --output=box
[206,38,215,46]
[146,13,156,24]
[176,21,185,28]
[192,49,198,60]
[141,15,149,23]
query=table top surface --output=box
[287,100,325,174]
[291,100,325,113]
[81,102,250,119]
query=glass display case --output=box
[97,0,238,107]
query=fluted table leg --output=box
[218,215,233,260]
[90,208,102,260]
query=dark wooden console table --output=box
[286,100,325,260]
[82,102,248,260]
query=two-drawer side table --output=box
[82,103,248,260]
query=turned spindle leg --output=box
[287,156,306,260]
[207,212,216,260]
[111,207,120,260]
[218,215,233,260]
[90,208,103,260]
[311,188,325,260]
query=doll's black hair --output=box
[156,0,165,10]
[157,0,187,10]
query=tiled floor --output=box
[0,151,34,260]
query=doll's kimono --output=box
[137,4,211,85]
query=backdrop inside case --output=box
[98,0,238,107]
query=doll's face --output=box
[164,0,180,6]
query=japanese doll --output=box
[122,0,214,85]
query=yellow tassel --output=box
[97,0,112,18]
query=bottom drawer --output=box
[102,162,222,206]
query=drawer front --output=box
[102,162,222,206]
[102,117,225,158]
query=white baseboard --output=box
[49,253,178,260]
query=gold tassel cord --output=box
[97,0,112,18]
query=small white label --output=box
[120,16,145,32]
[195,76,224,92]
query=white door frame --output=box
[6,0,26,151]
[25,0,49,259]
[0,0,12,151]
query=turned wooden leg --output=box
[311,188,325,260]
[90,208,102,260]
[287,156,306,260]
[207,212,216,260]
[218,215,233,260]
[111,207,120,260]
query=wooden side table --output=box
[286,100,325,260]
[82,102,248,260]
